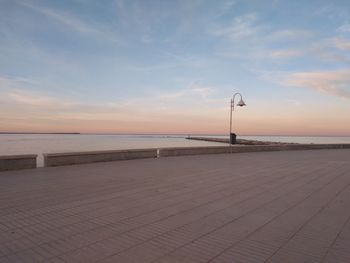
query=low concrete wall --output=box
[159,146,232,157]
[44,149,158,167]
[159,144,350,157]
[283,144,350,151]
[5,144,349,169]
[0,155,37,171]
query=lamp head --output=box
[237,98,246,107]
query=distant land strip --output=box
[0,132,80,135]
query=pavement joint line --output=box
[320,213,350,262]
[146,166,349,263]
[207,165,350,263]
[91,165,333,262]
[0,160,295,225]
[0,162,316,258]
[28,165,323,262]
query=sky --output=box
[0,0,350,136]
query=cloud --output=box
[338,24,350,32]
[218,47,304,61]
[0,76,222,124]
[223,0,236,9]
[212,15,312,44]
[317,51,350,63]
[190,85,213,98]
[6,91,61,107]
[267,29,313,42]
[285,70,350,99]
[0,88,130,121]
[212,14,312,63]
[211,13,258,41]
[20,1,121,43]
[152,82,215,103]
[333,37,350,50]
[0,76,38,88]
[230,35,350,64]
[270,49,303,58]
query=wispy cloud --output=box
[211,13,259,41]
[6,90,61,107]
[270,49,303,58]
[212,14,313,63]
[267,29,313,42]
[333,37,350,50]
[285,70,350,99]
[218,47,304,61]
[221,0,236,12]
[294,38,350,63]
[0,76,38,88]
[189,84,214,98]
[144,83,216,102]
[20,1,121,43]
[256,68,350,100]
[0,77,223,124]
[0,78,77,111]
[212,12,312,44]
[338,24,350,32]
[0,88,130,121]
[220,33,349,64]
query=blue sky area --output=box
[0,0,350,135]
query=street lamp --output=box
[229,92,246,144]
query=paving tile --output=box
[1,149,350,262]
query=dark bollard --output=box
[230,133,237,144]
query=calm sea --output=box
[1,134,350,167]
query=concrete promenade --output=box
[1,149,350,262]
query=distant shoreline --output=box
[0,132,80,135]
[0,132,349,137]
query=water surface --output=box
[1,134,349,167]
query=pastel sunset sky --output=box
[1,0,350,135]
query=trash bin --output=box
[230,133,237,144]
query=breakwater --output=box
[186,136,297,145]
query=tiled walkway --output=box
[1,149,350,263]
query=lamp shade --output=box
[237,98,246,107]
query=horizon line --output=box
[1,131,349,137]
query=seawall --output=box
[0,154,37,171]
[1,144,350,171]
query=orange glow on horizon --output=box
[2,116,349,136]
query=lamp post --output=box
[229,92,246,144]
